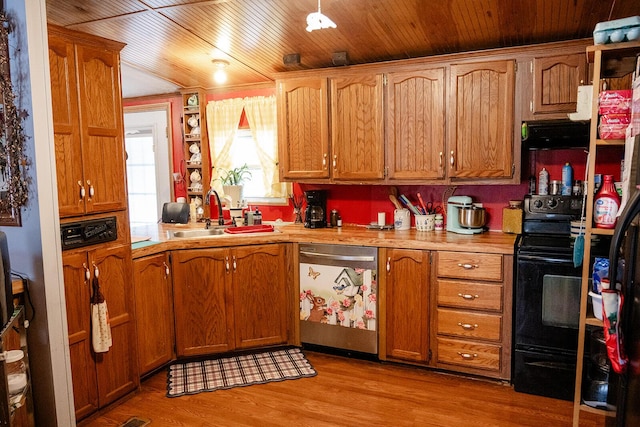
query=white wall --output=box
[0,0,74,425]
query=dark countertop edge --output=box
[131,224,518,259]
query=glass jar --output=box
[5,349,27,395]
[434,214,444,231]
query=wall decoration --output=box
[0,11,31,226]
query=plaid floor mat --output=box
[166,347,317,397]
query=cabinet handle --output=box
[458,293,479,300]
[225,256,230,273]
[83,263,90,281]
[232,256,237,272]
[333,154,337,170]
[87,180,95,198]
[322,153,327,168]
[450,151,455,167]
[386,257,391,272]
[78,181,85,199]
[457,352,478,360]
[457,322,478,331]
[458,263,478,270]
[439,151,443,167]
[163,262,170,277]
[92,262,99,278]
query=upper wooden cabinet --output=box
[531,53,587,116]
[277,77,330,180]
[449,60,515,179]
[386,68,446,181]
[48,26,127,218]
[330,74,385,181]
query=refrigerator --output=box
[608,185,640,426]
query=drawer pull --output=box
[458,322,478,331]
[458,293,479,300]
[458,263,479,270]
[457,352,478,360]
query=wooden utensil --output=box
[389,194,402,209]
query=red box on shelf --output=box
[599,90,632,115]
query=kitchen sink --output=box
[170,228,228,238]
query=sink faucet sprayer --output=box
[204,188,225,226]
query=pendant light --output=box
[306,0,337,32]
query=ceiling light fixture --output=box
[306,0,336,32]
[212,59,229,84]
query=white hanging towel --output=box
[91,276,112,353]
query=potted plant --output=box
[218,164,252,207]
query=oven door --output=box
[515,252,584,353]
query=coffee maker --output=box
[304,190,327,228]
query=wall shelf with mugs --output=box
[181,89,211,219]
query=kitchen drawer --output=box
[437,252,502,281]
[436,337,501,372]
[437,279,502,311]
[437,308,502,341]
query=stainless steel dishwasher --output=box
[299,243,378,354]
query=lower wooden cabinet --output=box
[382,248,431,363]
[433,251,513,380]
[62,243,138,421]
[172,244,291,357]
[133,253,175,375]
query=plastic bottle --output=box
[538,167,549,195]
[561,162,573,195]
[594,174,620,229]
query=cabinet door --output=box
[330,74,385,181]
[449,60,515,179]
[172,249,234,356]
[75,44,127,214]
[532,53,586,115]
[62,251,98,420]
[232,244,288,349]
[133,253,174,375]
[277,78,330,180]
[387,68,446,181]
[89,244,137,407]
[385,249,430,362]
[49,36,85,218]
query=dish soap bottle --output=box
[594,174,620,229]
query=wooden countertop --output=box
[131,223,517,259]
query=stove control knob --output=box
[547,198,558,209]
[533,199,543,209]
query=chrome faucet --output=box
[204,188,225,226]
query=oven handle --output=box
[517,254,573,265]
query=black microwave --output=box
[522,120,590,150]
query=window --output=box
[207,96,289,205]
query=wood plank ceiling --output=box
[45,0,640,95]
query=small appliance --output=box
[304,190,327,229]
[446,196,483,234]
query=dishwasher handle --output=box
[299,250,376,263]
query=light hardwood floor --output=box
[81,351,605,427]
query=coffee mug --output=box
[394,208,410,230]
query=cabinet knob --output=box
[163,262,170,277]
[457,322,478,331]
[87,180,95,198]
[439,151,443,167]
[225,256,230,273]
[232,256,237,272]
[457,352,478,360]
[83,263,90,281]
[386,257,391,272]
[458,293,479,300]
[322,153,327,168]
[333,154,337,170]
[450,151,455,167]
[92,262,99,278]
[458,263,479,270]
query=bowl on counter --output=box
[458,206,486,229]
